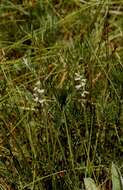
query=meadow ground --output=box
[0,0,123,189]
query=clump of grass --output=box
[0,0,123,189]
[84,163,123,190]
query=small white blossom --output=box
[36,81,41,86]
[75,84,82,90]
[75,74,81,81]
[75,77,81,81]
[74,72,89,101]
[75,73,84,81]
[34,87,38,91]
[81,79,87,83]
[33,80,46,106]
[81,81,86,87]
[37,89,45,94]
[34,96,39,102]
[81,91,89,98]
[39,99,46,104]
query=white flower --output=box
[74,72,89,100]
[81,79,87,83]
[75,76,81,81]
[33,80,46,105]
[81,81,86,87]
[34,87,38,91]
[81,91,89,98]
[34,96,39,102]
[75,84,82,90]
[37,89,45,94]
[39,99,46,104]
[75,75,81,81]
[75,73,84,81]
[75,73,80,77]
[36,81,41,86]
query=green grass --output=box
[0,0,123,189]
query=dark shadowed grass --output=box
[0,0,123,189]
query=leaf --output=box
[111,162,123,190]
[84,178,97,190]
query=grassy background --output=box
[0,0,123,189]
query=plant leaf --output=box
[84,178,97,190]
[111,162,123,190]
